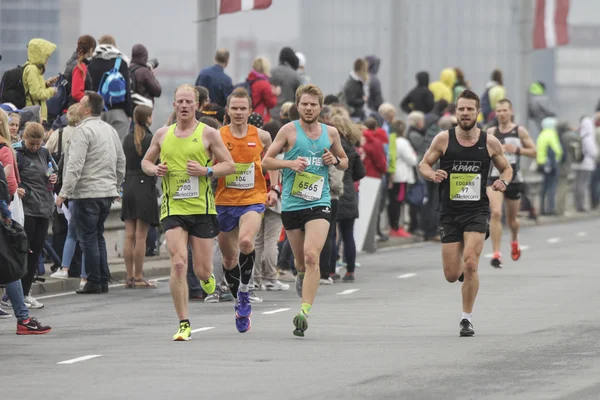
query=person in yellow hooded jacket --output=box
[22,38,58,124]
[428,68,455,104]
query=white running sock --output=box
[462,312,472,322]
[239,283,249,292]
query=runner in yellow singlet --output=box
[142,84,235,341]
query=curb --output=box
[29,255,172,296]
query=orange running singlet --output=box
[216,124,267,206]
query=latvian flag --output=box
[219,0,272,15]
[533,0,570,49]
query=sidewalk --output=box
[23,209,600,296]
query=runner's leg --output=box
[166,227,190,321]
[487,187,504,256]
[461,231,485,314]
[505,198,521,243]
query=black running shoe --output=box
[459,319,474,337]
[458,273,464,282]
[490,257,502,269]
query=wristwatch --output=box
[334,156,341,166]
[206,167,214,178]
[500,179,509,187]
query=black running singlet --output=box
[489,125,521,183]
[439,128,492,215]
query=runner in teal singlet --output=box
[262,84,348,337]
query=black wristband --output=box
[334,156,341,166]
[500,179,509,187]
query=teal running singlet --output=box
[281,121,331,212]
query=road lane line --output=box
[397,273,417,279]
[262,308,291,315]
[577,231,587,237]
[57,355,102,365]
[337,289,360,295]
[191,327,215,333]
[520,245,530,251]
[547,237,561,244]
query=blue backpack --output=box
[98,58,127,107]
[480,87,492,121]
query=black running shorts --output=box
[486,179,522,201]
[281,206,332,231]
[162,214,219,239]
[438,211,490,244]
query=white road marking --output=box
[57,355,102,365]
[36,276,170,300]
[520,245,530,251]
[397,273,417,279]
[484,253,494,259]
[262,308,291,315]
[577,231,587,237]
[547,237,561,244]
[484,245,529,259]
[336,289,360,295]
[191,327,215,333]
[377,241,428,253]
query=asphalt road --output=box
[3,218,600,400]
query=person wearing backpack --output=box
[242,56,279,123]
[21,38,58,125]
[572,117,599,212]
[88,35,133,141]
[129,43,162,107]
[480,69,506,123]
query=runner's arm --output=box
[205,127,235,177]
[419,131,447,181]
[141,127,167,176]
[488,135,513,184]
[327,126,349,171]
[262,124,294,171]
[258,129,280,193]
[517,126,537,158]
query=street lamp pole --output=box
[197,0,218,73]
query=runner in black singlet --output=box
[486,99,536,268]
[419,90,513,337]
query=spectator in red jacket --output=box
[359,128,387,178]
[71,35,97,104]
[248,57,281,123]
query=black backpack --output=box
[52,128,65,195]
[0,66,30,109]
[0,162,28,285]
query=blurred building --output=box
[0,0,80,77]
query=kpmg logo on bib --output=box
[452,161,481,173]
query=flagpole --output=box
[197,0,218,74]
[518,0,534,127]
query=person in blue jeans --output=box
[55,92,126,294]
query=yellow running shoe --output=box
[173,321,191,341]
[200,274,216,295]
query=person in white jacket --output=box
[388,119,417,238]
[573,117,598,212]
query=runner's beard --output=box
[458,119,477,131]
[301,114,318,124]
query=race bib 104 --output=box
[171,171,200,199]
[291,171,324,201]
[450,173,481,201]
[225,162,255,189]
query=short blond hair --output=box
[280,101,293,118]
[378,102,396,116]
[295,84,323,107]
[330,105,350,119]
[174,84,199,102]
[407,111,425,127]
[66,103,81,126]
[227,87,252,108]
[252,56,271,76]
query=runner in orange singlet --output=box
[216,88,278,333]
